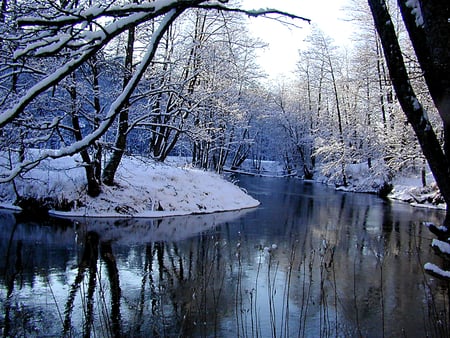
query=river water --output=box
[1,175,449,337]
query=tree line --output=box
[0,0,449,212]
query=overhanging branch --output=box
[195,4,311,24]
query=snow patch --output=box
[0,153,260,218]
[405,0,424,27]
[389,174,446,209]
[424,263,450,279]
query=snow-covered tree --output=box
[0,0,308,198]
[368,0,450,209]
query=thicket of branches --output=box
[0,0,447,207]
[0,0,307,198]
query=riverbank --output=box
[1,154,445,218]
[0,154,260,217]
[314,161,447,210]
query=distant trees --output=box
[271,1,444,197]
[291,25,394,189]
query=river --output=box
[1,175,449,337]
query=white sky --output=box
[240,0,353,78]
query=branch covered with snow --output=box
[195,3,310,24]
[424,262,450,281]
[0,8,184,182]
[431,239,450,257]
[424,222,449,240]
[0,1,204,129]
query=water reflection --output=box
[1,176,449,337]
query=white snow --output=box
[0,153,260,218]
[424,222,448,232]
[424,262,450,279]
[315,160,391,195]
[388,173,446,210]
[405,0,424,27]
[431,239,450,255]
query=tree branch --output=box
[195,4,311,24]
[0,8,185,183]
[0,2,202,129]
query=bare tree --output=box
[102,1,137,186]
[368,0,450,209]
[0,0,309,196]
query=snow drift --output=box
[0,153,260,217]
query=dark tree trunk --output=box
[368,0,450,209]
[69,74,101,197]
[398,0,450,167]
[103,24,135,186]
[398,0,450,129]
[100,242,122,337]
[89,56,103,183]
[63,231,99,336]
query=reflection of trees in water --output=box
[128,234,233,337]
[1,197,449,337]
[63,231,98,336]
[100,241,122,337]
[3,222,23,337]
[63,231,123,337]
[273,193,450,337]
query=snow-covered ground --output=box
[0,153,446,219]
[389,174,446,209]
[314,161,446,210]
[0,154,260,217]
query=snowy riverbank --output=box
[0,155,260,218]
[315,161,447,210]
[1,154,446,218]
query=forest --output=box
[2,1,450,335]
[0,0,449,208]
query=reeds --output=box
[3,218,450,337]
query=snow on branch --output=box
[431,239,450,257]
[14,3,182,58]
[405,0,424,27]
[0,9,183,183]
[0,2,191,129]
[17,3,161,27]
[424,222,449,240]
[424,262,450,281]
[195,3,311,24]
[3,0,309,129]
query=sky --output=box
[240,0,354,78]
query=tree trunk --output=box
[328,51,347,186]
[69,74,101,197]
[89,56,103,183]
[398,0,450,124]
[368,0,450,208]
[102,22,135,186]
[398,0,450,166]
